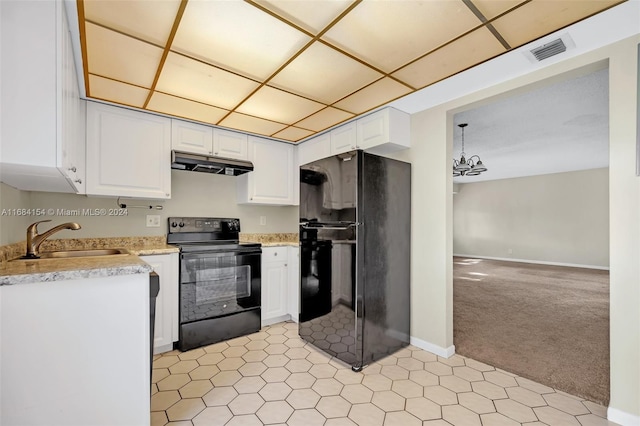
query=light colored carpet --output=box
[453,257,610,405]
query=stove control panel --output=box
[168,217,240,234]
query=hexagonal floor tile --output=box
[484,370,518,387]
[309,363,338,379]
[334,369,363,385]
[371,390,405,412]
[341,384,374,404]
[225,414,262,426]
[238,362,267,377]
[234,376,266,394]
[312,378,344,396]
[217,357,246,371]
[256,400,294,424]
[480,412,521,426]
[179,380,213,398]
[348,403,385,426]
[261,366,291,383]
[543,392,590,416]
[471,381,508,400]
[157,373,190,391]
[259,382,293,401]
[286,359,313,373]
[286,388,321,409]
[228,393,265,415]
[286,372,316,389]
[424,362,453,376]
[196,352,224,366]
[287,408,326,426]
[506,386,547,407]
[317,395,352,418]
[391,379,423,398]
[405,397,441,420]
[189,365,220,380]
[380,365,409,381]
[442,404,481,426]
[440,375,472,393]
[384,411,422,426]
[458,392,496,415]
[242,350,268,363]
[150,390,181,411]
[397,357,424,371]
[424,386,458,406]
[494,398,538,423]
[210,370,242,387]
[166,398,206,422]
[202,386,238,407]
[192,406,232,426]
[169,360,199,374]
[534,406,581,426]
[408,369,439,387]
[453,366,485,382]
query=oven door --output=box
[180,248,261,324]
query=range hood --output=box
[171,151,254,176]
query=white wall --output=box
[406,35,639,422]
[0,182,32,245]
[453,168,609,268]
[0,170,299,244]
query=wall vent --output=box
[530,38,567,61]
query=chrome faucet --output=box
[25,220,81,258]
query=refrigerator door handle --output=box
[300,222,361,230]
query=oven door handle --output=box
[181,249,261,260]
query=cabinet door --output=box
[59,6,85,194]
[331,122,357,155]
[86,102,172,199]
[262,253,288,324]
[140,253,179,354]
[356,108,410,154]
[171,119,213,155]
[287,247,300,322]
[238,136,295,205]
[298,133,330,166]
[214,128,248,160]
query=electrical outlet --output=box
[146,215,161,228]
[260,216,267,226]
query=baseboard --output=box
[261,314,291,327]
[410,335,455,358]
[453,254,609,271]
[153,343,174,355]
[607,406,640,425]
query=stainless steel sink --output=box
[14,248,131,260]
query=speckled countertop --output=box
[240,233,298,247]
[0,234,298,285]
[0,236,178,286]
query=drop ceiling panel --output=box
[322,0,483,72]
[254,0,354,34]
[85,23,163,88]
[491,0,622,48]
[77,0,626,143]
[237,86,325,124]
[272,126,315,142]
[269,41,382,104]
[147,92,229,125]
[83,0,181,46]
[470,0,527,20]
[295,107,355,132]
[393,27,506,89]
[155,53,260,110]
[171,1,311,80]
[88,75,149,108]
[333,78,412,115]
[219,112,288,136]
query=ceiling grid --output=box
[77,0,625,143]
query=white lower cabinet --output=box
[261,247,288,326]
[287,247,300,322]
[140,253,179,354]
[261,246,300,326]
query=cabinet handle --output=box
[69,166,77,173]
[274,252,278,256]
[74,178,82,184]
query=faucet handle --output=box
[27,220,52,233]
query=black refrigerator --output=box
[299,150,411,371]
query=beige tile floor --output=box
[151,322,618,426]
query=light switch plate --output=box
[146,215,161,227]
[260,216,267,226]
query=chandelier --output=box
[453,123,487,177]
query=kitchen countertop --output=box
[0,233,302,285]
[240,233,298,247]
[0,236,177,286]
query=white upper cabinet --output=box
[330,121,357,155]
[172,120,248,160]
[237,136,296,205]
[86,102,172,199]
[298,132,331,167]
[171,120,213,156]
[296,107,410,166]
[356,107,410,154]
[0,0,85,193]
[214,128,248,160]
